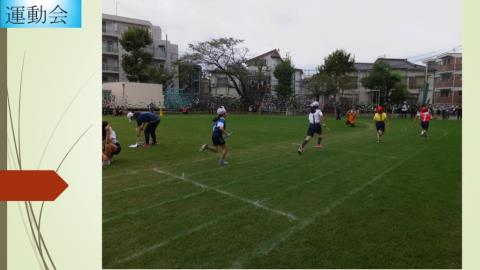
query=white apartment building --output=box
[102,14,178,88]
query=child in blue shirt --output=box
[200,106,229,166]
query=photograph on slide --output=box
[101,0,461,268]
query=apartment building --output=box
[424,52,462,105]
[209,49,303,97]
[102,14,178,87]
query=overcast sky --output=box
[103,0,461,70]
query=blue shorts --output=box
[307,123,322,136]
[212,134,225,146]
[376,121,385,132]
[113,142,122,155]
[421,121,429,130]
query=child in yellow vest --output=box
[373,106,388,143]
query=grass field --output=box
[102,113,461,269]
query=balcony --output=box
[154,51,167,59]
[142,47,167,59]
[431,64,462,73]
[102,27,119,37]
[435,79,462,88]
[102,45,119,54]
[102,65,120,73]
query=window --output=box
[217,77,230,87]
[416,76,425,87]
[348,76,358,88]
[440,73,452,81]
[458,91,462,96]
[440,89,451,97]
[255,59,267,66]
[408,77,416,88]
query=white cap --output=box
[217,106,227,115]
[127,112,134,122]
[310,101,320,107]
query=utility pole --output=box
[115,0,119,16]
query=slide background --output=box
[5,0,101,269]
[1,0,479,269]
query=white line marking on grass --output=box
[231,143,439,268]
[212,161,304,189]
[290,142,401,160]
[105,149,292,197]
[104,177,177,197]
[154,168,299,221]
[108,206,250,268]
[103,144,291,180]
[103,157,217,180]
[103,190,208,224]
[186,150,292,178]
[103,159,304,224]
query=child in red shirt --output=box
[416,106,432,137]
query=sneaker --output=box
[314,144,323,148]
[297,147,303,155]
[219,160,229,166]
[199,144,208,152]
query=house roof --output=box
[294,68,303,73]
[354,62,374,71]
[376,58,425,71]
[103,13,152,27]
[246,49,282,63]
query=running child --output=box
[346,109,357,127]
[373,105,388,143]
[416,106,432,137]
[298,101,325,155]
[200,106,229,166]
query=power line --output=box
[407,45,462,62]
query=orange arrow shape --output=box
[0,170,68,201]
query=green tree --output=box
[175,58,198,92]
[318,49,356,97]
[148,66,175,88]
[119,27,154,82]
[273,58,295,99]
[306,72,337,101]
[184,37,251,107]
[361,60,402,104]
[390,83,408,104]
